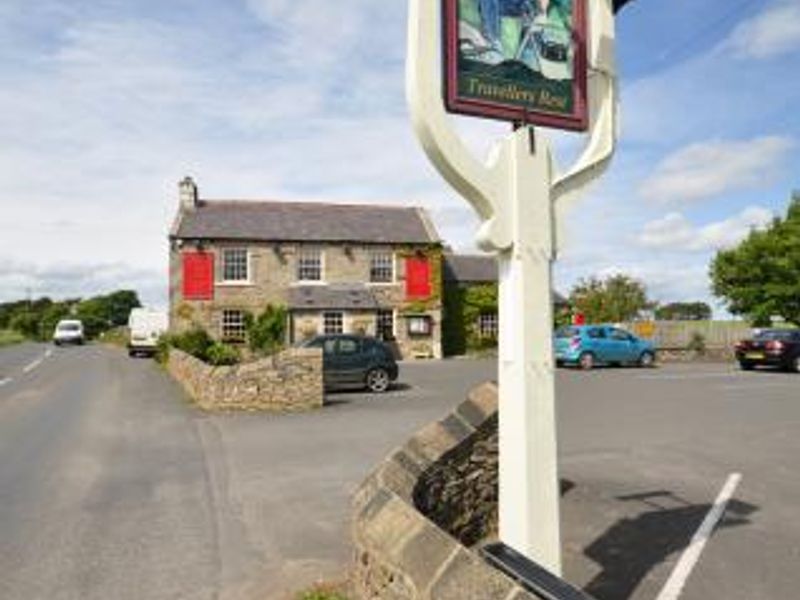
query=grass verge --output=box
[0,330,25,348]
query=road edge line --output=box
[655,472,742,600]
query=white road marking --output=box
[23,358,44,373]
[655,473,742,600]
[45,348,53,358]
[0,377,11,387]
[637,372,737,381]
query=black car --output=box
[302,334,399,392]
[735,329,800,372]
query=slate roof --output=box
[443,254,498,283]
[174,200,440,244]
[288,284,381,311]
[444,253,567,304]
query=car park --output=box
[301,334,399,392]
[734,329,800,372]
[554,324,655,370]
[53,319,85,346]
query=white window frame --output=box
[297,246,324,283]
[369,250,395,284]
[219,247,251,286]
[323,311,344,335]
[221,309,247,342]
[477,312,498,339]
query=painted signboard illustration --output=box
[444,0,588,131]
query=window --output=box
[323,311,343,334]
[298,247,323,281]
[478,312,498,338]
[405,256,431,299]
[587,328,606,339]
[221,310,246,342]
[376,310,395,341]
[407,315,432,336]
[183,252,214,300]
[610,328,632,341]
[221,248,249,282]
[370,251,394,283]
[338,338,360,355]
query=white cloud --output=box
[0,259,165,308]
[637,206,773,252]
[639,136,794,204]
[724,1,800,59]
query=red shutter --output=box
[182,252,214,300]
[405,257,431,299]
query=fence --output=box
[624,321,754,350]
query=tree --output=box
[710,196,800,326]
[569,274,651,323]
[655,301,712,321]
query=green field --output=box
[0,329,25,348]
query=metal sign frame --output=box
[443,0,589,131]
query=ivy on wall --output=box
[443,282,498,355]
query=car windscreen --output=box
[754,330,796,342]
[555,327,578,338]
[58,323,81,331]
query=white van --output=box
[53,319,85,346]
[127,308,168,357]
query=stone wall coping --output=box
[352,380,543,599]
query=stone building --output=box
[442,254,568,355]
[168,177,443,359]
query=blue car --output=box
[554,325,656,370]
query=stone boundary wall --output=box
[352,382,538,600]
[166,347,323,411]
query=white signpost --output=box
[407,0,619,575]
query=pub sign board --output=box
[443,0,588,131]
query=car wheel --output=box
[739,361,754,371]
[638,351,655,368]
[793,356,800,373]
[578,352,595,370]
[366,368,390,393]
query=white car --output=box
[127,308,168,357]
[53,320,85,346]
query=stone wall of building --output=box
[169,241,442,359]
[166,347,323,412]
[352,382,541,600]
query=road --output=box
[0,344,798,600]
[0,344,494,600]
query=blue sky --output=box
[0,0,798,312]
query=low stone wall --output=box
[352,382,539,600]
[166,347,323,411]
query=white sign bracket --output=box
[407,0,618,575]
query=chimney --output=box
[179,176,198,211]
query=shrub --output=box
[687,331,706,354]
[168,327,214,362]
[206,342,240,366]
[155,335,172,364]
[245,304,287,355]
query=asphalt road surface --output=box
[0,344,798,600]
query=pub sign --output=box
[443,0,588,131]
